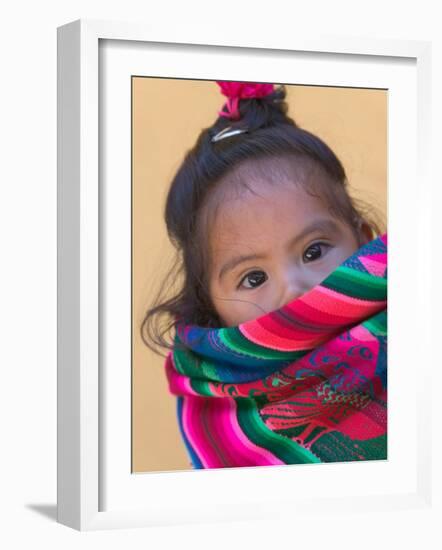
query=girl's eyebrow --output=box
[218,252,267,281]
[288,218,339,248]
[218,218,340,281]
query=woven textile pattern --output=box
[164,234,387,469]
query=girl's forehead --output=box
[212,179,328,231]
[228,154,318,185]
[201,155,328,222]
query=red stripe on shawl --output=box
[298,285,386,319]
[240,318,339,352]
[337,405,386,440]
[239,288,385,351]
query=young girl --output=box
[141,81,387,469]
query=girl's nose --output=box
[278,275,306,309]
[279,281,304,307]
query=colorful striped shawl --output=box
[165,233,387,469]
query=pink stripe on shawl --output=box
[201,400,242,467]
[359,257,387,277]
[181,396,217,468]
[217,399,285,466]
[165,353,201,396]
[184,397,248,468]
[182,394,285,468]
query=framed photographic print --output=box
[57,19,435,532]
[132,77,388,474]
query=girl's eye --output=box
[238,270,268,290]
[303,243,328,262]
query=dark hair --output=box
[140,83,384,357]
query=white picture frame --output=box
[57,18,436,532]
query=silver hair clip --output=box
[211,126,248,143]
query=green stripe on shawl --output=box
[189,378,213,396]
[363,310,387,336]
[323,266,387,301]
[236,398,321,464]
[311,431,387,462]
[174,351,220,380]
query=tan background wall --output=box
[132,78,387,473]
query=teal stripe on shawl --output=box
[363,310,387,336]
[322,266,387,301]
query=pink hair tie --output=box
[216,81,275,120]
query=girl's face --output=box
[208,179,366,327]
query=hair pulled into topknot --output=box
[211,83,296,136]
